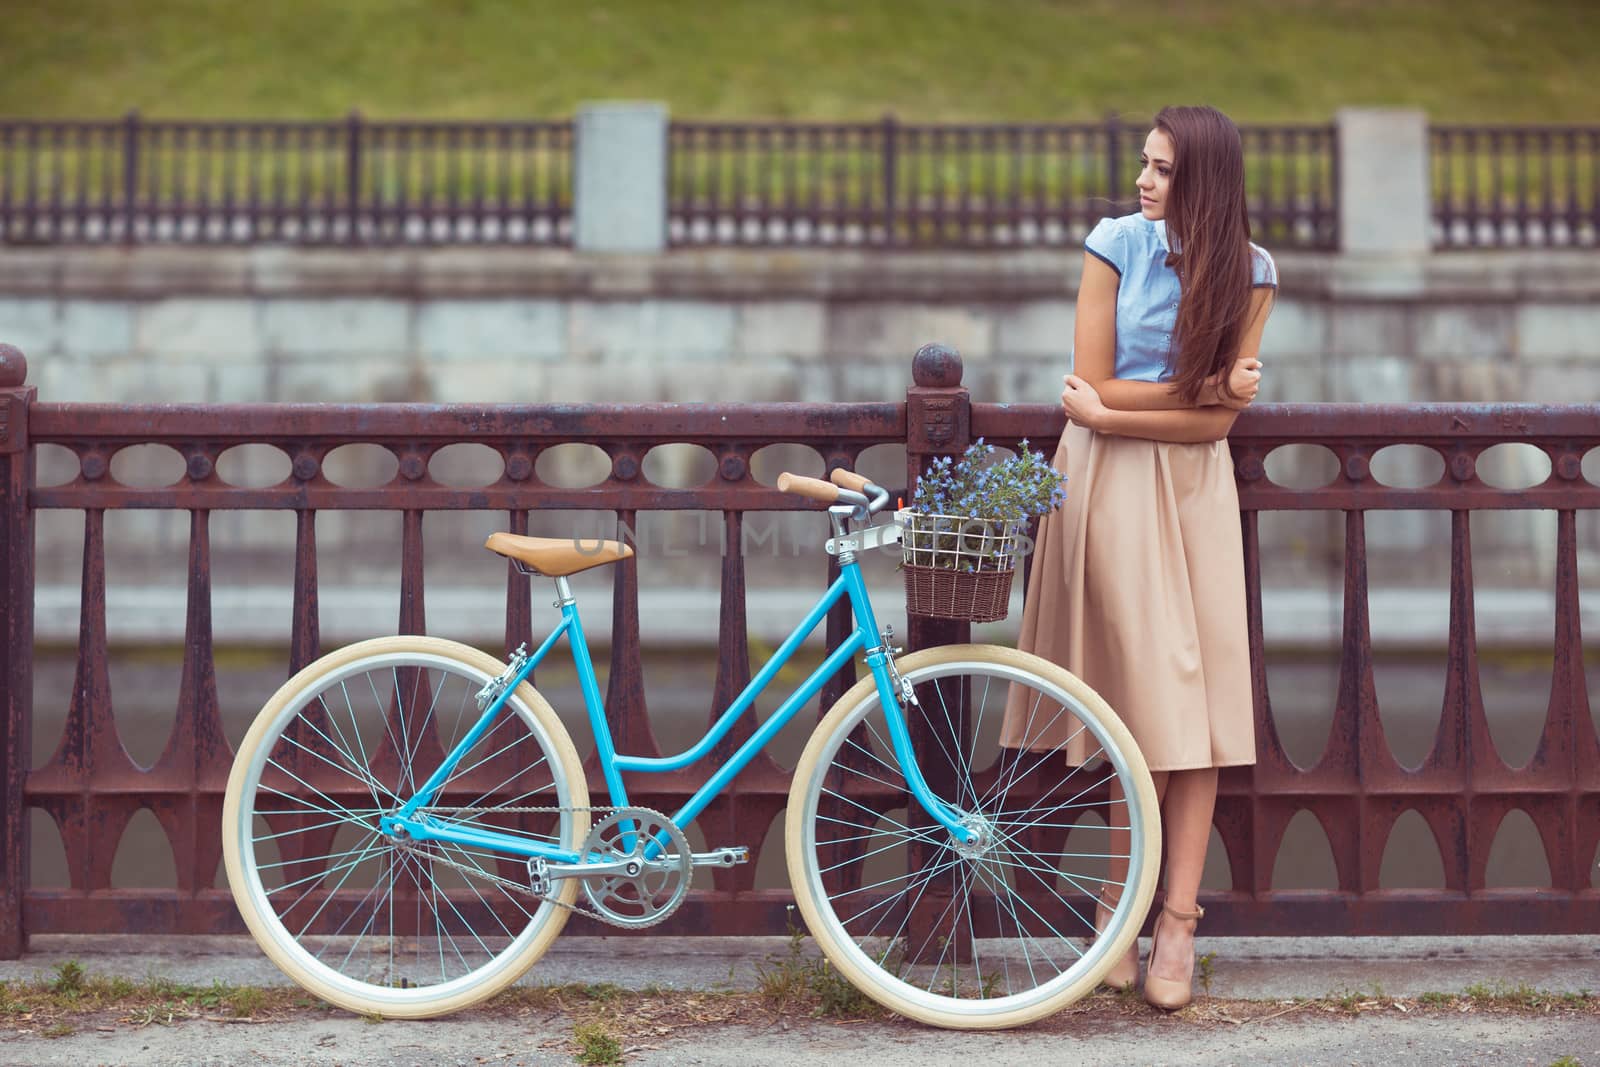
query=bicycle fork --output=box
[865,626,980,849]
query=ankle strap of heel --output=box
[1161,902,1204,922]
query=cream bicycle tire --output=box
[786,644,1161,1029]
[222,635,589,1018]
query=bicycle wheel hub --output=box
[953,812,995,859]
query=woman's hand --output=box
[1061,374,1110,429]
[1206,358,1262,411]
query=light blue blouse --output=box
[1078,213,1278,383]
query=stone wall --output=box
[5,243,1598,407]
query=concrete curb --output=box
[4,933,1597,1000]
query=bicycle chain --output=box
[390,805,683,930]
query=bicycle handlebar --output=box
[778,469,891,517]
[828,469,872,492]
[775,472,840,503]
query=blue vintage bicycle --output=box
[222,469,1159,1029]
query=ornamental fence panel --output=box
[0,342,1595,955]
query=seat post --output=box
[553,575,576,606]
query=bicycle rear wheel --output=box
[222,636,588,1018]
[787,644,1160,1029]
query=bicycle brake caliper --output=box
[880,625,919,709]
[475,643,529,711]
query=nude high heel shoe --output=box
[1095,886,1140,990]
[1143,902,1204,1010]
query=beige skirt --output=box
[999,421,1256,771]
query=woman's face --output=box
[1136,128,1175,221]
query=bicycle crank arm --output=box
[529,846,747,891]
[537,846,747,881]
[536,856,676,881]
[691,847,749,868]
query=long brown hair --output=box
[1153,105,1261,404]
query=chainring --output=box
[578,807,694,929]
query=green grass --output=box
[572,1019,625,1066]
[0,0,1596,122]
[1461,981,1595,1011]
[0,962,310,1027]
[755,917,885,1019]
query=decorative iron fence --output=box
[667,118,1338,250]
[1,341,1597,955]
[0,113,574,246]
[1432,125,1600,249]
[0,112,1341,250]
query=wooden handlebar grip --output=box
[829,469,872,492]
[776,472,841,503]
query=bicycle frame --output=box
[379,550,973,863]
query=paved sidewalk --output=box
[2,934,1598,1066]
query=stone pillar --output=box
[1336,108,1431,255]
[574,102,669,253]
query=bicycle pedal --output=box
[527,856,554,896]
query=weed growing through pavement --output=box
[573,1018,624,1065]
[754,911,883,1019]
[578,982,625,1004]
[50,960,85,997]
[1197,952,1216,994]
[0,963,302,1029]
[1462,982,1593,1011]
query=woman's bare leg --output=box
[1104,771,1168,902]
[1148,767,1218,984]
[1099,771,1168,982]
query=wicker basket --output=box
[901,563,1016,622]
[897,510,1022,622]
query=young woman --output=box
[1000,105,1276,1010]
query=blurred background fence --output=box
[0,110,1592,251]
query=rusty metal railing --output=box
[0,342,1596,955]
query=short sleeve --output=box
[1084,217,1126,277]
[1251,245,1278,288]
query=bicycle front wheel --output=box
[787,644,1160,1029]
[222,636,589,1018]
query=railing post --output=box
[0,344,35,959]
[1105,111,1123,204]
[121,109,140,244]
[346,109,363,244]
[902,347,972,953]
[881,113,898,247]
[904,341,971,656]
[902,342,973,960]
